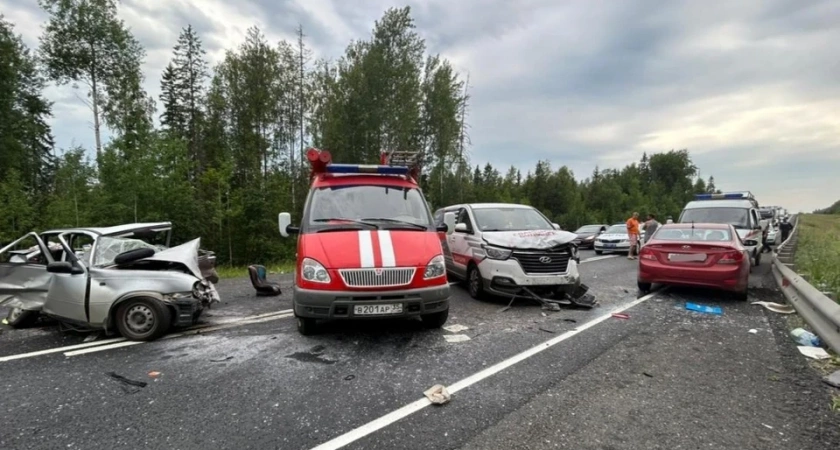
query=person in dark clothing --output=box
[779,219,793,243]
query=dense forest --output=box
[0,2,721,266]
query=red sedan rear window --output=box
[654,227,732,242]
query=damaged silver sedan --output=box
[0,222,220,341]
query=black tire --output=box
[114,297,172,341]
[5,307,39,328]
[734,286,749,301]
[113,247,156,265]
[595,250,603,255]
[637,281,652,293]
[296,316,317,336]
[421,308,449,329]
[467,264,485,300]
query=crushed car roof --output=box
[41,222,172,236]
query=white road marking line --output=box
[377,230,396,267]
[0,309,293,363]
[0,337,128,362]
[308,288,666,450]
[581,254,619,263]
[64,313,295,357]
[359,230,375,268]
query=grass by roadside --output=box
[216,262,296,279]
[795,214,840,303]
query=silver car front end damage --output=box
[0,225,221,339]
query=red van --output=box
[278,148,456,335]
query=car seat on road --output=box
[248,264,283,297]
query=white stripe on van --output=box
[358,230,375,267]
[378,230,396,267]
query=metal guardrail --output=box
[770,215,840,354]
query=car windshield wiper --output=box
[312,218,379,229]
[360,218,428,230]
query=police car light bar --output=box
[694,191,755,201]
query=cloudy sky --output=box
[2,0,838,212]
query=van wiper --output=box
[313,218,379,229]
[361,218,428,230]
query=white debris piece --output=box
[797,345,831,360]
[424,384,451,405]
[751,301,795,314]
[444,334,471,343]
[748,329,758,334]
[443,324,469,333]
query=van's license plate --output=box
[354,304,403,315]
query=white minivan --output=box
[678,192,768,267]
[432,203,590,306]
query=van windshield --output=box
[472,207,553,232]
[680,207,750,229]
[306,185,433,231]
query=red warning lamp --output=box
[307,147,332,175]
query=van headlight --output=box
[301,257,330,283]
[424,255,446,279]
[482,244,512,260]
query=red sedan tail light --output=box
[718,250,744,264]
[640,247,656,260]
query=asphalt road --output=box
[1,249,838,450]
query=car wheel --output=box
[595,250,603,255]
[467,264,484,300]
[5,307,38,328]
[637,281,652,293]
[115,297,172,341]
[296,316,317,336]
[421,308,449,329]
[735,286,749,301]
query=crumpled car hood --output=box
[139,238,204,280]
[482,230,578,249]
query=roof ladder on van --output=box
[380,150,423,182]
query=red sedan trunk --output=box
[637,224,750,300]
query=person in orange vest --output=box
[626,212,641,260]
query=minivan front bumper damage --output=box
[477,258,596,309]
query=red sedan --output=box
[636,223,751,300]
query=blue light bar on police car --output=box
[325,164,410,175]
[694,192,753,200]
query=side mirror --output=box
[552,223,561,230]
[743,239,758,247]
[454,222,468,233]
[47,261,84,275]
[443,212,456,235]
[278,212,299,237]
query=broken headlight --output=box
[301,257,330,283]
[482,244,511,260]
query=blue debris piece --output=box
[685,302,723,315]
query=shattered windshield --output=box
[680,207,750,229]
[472,207,553,232]
[306,185,433,230]
[92,236,158,267]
